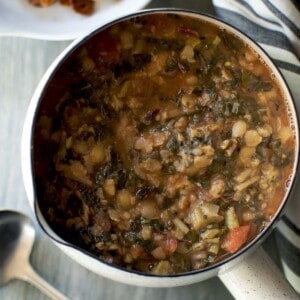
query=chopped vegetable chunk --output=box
[222,225,251,253]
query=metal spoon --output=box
[0,210,68,300]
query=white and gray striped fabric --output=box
[212,0,300,293]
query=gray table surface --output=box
[0,1,283,299]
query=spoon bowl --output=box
[0,210,35,285]
[0,210,67,300]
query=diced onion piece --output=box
[244,130,262,147]
[151,246,166,260]
[235,175,260,192]
[173,228,185,240]
[201,228,220,239]
[207,237,220,244]
[180,45,195,63]
[190,207,205,230]
[173,217,190,234]
[151,261,172,275]
[189,203,224,227]
[202,203,220,217]
[225,207,240,229]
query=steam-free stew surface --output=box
[34,14,295,275]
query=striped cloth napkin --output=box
[212,0,300,293]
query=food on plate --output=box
[29,0,56,7]
[33,13,295,275]
[28,0,96,15]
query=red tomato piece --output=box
[222,225,251,254]
[162,236,178,253]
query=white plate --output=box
[0,0,151,40]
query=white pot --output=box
[21,9,300,299]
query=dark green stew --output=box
[33,13,295,275]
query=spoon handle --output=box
[19,264,68,300]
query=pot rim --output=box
[24,7,300,280]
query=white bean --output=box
[244,130,262,147]
[232,120,247,138]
